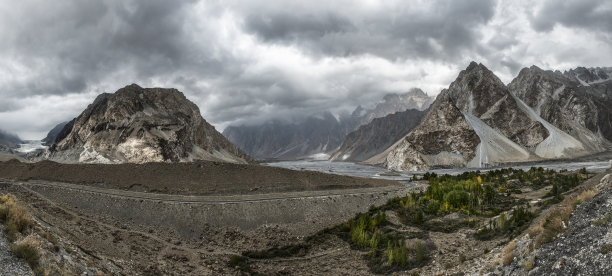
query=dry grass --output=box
[502,241,516,266]
[10,235,41,269]
[522,253,535,271]
[574,189,597,207]
[528,223,543,237]
[529,189,598,249]
[0,194,33,240]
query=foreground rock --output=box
[46,84,253,164]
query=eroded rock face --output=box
[384,91,480,171]
[446,62,548,148]
[509,66,612,153]
[47,84,253,164]
[42,121,69,146]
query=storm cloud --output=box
[0,0,611,139]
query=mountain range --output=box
[27,62,612,169]
[383,62,612,171]
[223,88,433,160]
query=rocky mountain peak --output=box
[384,62,553,171]
[47,84,253,164]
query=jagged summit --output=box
[46,84,253,164]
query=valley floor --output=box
[0,159,610,275]
[0,160,412,275]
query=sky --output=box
[0,0,611,139]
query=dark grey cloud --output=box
[0,0,204,98]
[242,0,497,60]
[530,0,612,33]
[246,13,355,42]
[0,0,611,139]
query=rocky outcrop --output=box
[42,121,70,146]
[46,84,253,164]
[223,90,434,161]
[330,109,425,162]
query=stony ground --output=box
[1,160,610,275]
[481,170,612,276]
[0,178,414,275]
[0,229,32,276]
[530,188,611,275]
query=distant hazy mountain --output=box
[383,62,612,171]
[42,121,70,146]
[330,109,425,162]
[47,84,253,164]
[360,88,432,125]
[0,129,22,153]
[223,90,434,161]
[223,112,356,161]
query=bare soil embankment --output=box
[0,160,400,195]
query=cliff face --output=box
[330,109,425,162]
[47,84,253,164]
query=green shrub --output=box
[426,200,440,214]
[387,241,408,267]
[416,242,424,263]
